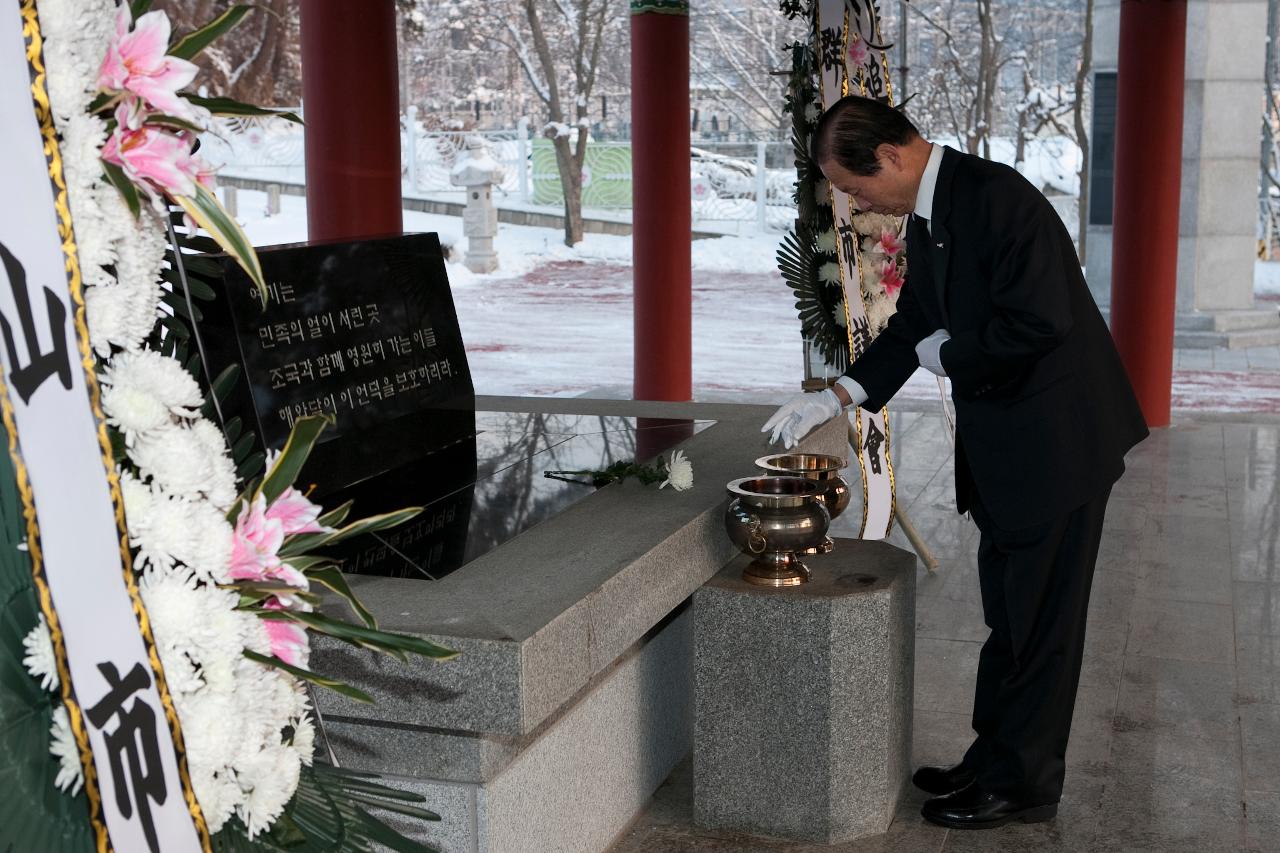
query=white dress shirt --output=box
[835,142,943,408]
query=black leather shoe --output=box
[921,781,1058,830]
[911,762,977,795]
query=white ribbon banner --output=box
[0,2,206,851]
[815,0,896,540]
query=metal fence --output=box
[200,111,798,232]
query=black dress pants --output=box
[959,485,1111,804]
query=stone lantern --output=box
[449,136,503,273]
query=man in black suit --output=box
[763,96,1148,830]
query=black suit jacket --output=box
[845,147,1148,530]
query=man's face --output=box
[819,146,915,216]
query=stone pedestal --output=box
[692,538,916,844]
[450,136,502,274]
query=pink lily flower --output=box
[878,228,905,257]
[229,495,308,589]
[880,259,905,297]
[262,614,310,668]
[102,104,201,198]
[849,36,870,67]
[266,487,330,536]
[98,6,202,125]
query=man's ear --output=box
[874,143,902,172]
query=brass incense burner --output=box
[724,476,830,587]
[755,453,849,555]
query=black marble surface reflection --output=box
[330,411,714,582]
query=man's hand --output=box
[761,388,843,449]
[916,329,951,377]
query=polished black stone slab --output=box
[197,232,474,491]
[329,412,715,582]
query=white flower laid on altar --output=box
[659,450,694,492]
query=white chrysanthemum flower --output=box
[22,614,58,691]
[659,450,694,491]
[815,228,837,254]
[102,383,171,443]
[49,705,84,795]
[238,745,302,839]
[133,489,200,573]
[867,296,896,335]
[190,767,241,834]
[803,102,821,125]
[291,713,316,767]
[118,469,153,540]
[834,309,848,327]
[818,262,841,285]
[132,422,237,510]
[102,349,204,418]
[814,177,830,205]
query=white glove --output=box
[761,388,843,449]
[916,329,951,377]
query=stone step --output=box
[1173,326,1280,350]
[1176,308,1280,332]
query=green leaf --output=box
[264,810,308,846]
[235,451,265,482]
[130,0,153,17]
[88,91,116,114]
[175,253,223,282]
[161,289,203,322]
[259,414,331,503]
[186,95,302,125]
[278,507,422,558]
[159,314,191,339]
[224,416,243,444]
[263,610,457,661]
[242,649,374,703]
[143,114,207,135]
[101,160,141,219]
[231,432,255,462]
[173,183,267,306]
[208,363,240,407]
[317,499,354,530]
[308,566,378,629]
[169,6,255,61]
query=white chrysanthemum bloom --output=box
[860,258,884,291]
[49,705,84,795]
[132,422,237,510]
[141,570,248,674]
[189,767,241,835]
[804,102,821,125]
[239,744,302,838]
[818,262,841,285]
[132,489,200,572]
[102,383,172,443]
[866,297,896,335]
[22,614,58,691]
[291,713,316,767]
[103,349,204,418]
[118,469,153,541]
[659,450,694,492]
[815,228,837,254]
[814,177,830,205]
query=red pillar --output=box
[631,2,691,402]
[300,0,403,242]
[1109,0,1187,428]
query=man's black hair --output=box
[811,96,920,176]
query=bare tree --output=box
[154,1,301,106]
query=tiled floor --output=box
[609,413,1280,852]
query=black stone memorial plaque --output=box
[197,233,474,493]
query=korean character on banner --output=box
[258,326,276,350]
[306,316,325,339]
[359,343,374,363]
[371,340,385,360]
[287,320,305,343]
[321,312,336,334]
[439,358,453,378]
[349,306,365,328]
[283,362,300,385]
[299,359,316,384]
[273,322,291,343]
[366,380,383,401]
[414,326,438,349]
[354,384,370,406]
[366,303,381,325]
[380,377,395,398]
[389,334,411,356]
[278,407,296,428]
[321,393,337,414]
[394,371,410,392]
[316,353,332,378]
[269,367,286,390]
[428,361,442,382]
[339,388,355,409]
[331,350,346,373]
